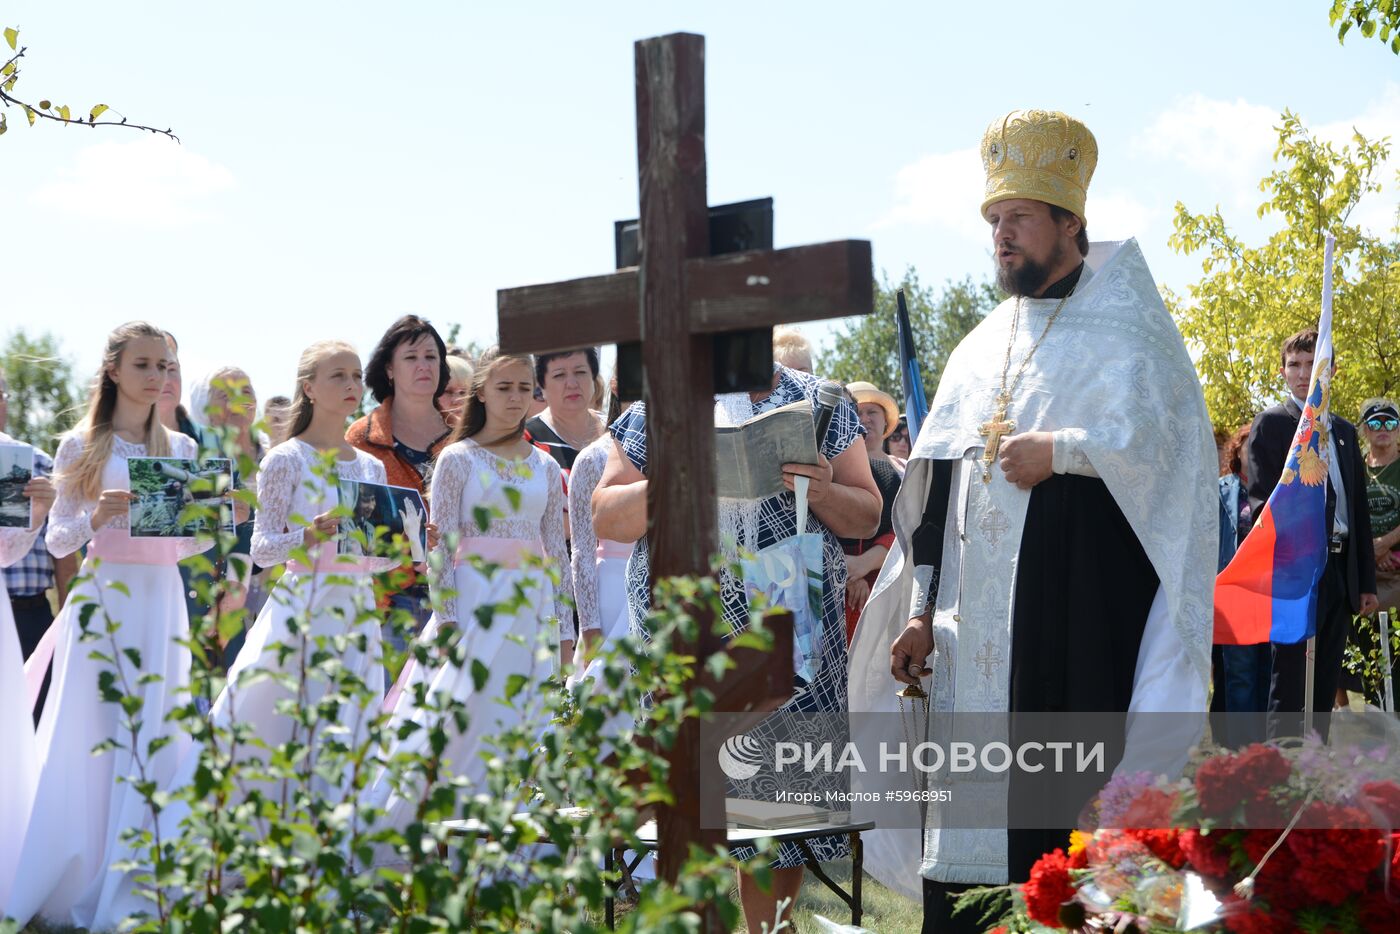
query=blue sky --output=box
[2,1,1397,412]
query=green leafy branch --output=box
[1330,0,1400,54]
[0,25,177,140]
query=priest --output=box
[847,109,1217,932]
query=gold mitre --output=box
[980,109,1098,221]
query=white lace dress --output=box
[0,463,43,909]
[368,439,569,837]
[212,439,394,800]
[566,436,632,682]
[6,432,206,930]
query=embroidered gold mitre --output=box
[980,109,1098,221]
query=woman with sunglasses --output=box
[1361,398,1400,620]
[883,415,912,475]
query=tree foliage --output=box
[0,25,176,139]
[1330,0,1400,54]
[816,269,1000,405]
[1166,111,1400,432]
[0,329,80,450]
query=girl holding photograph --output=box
[369,347,569,840]
[0,443,55,910]
[6,322,209,930]
[213,341,404,801]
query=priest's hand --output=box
[998,431,1054,489]
[1360,592,1379,617]
[891,615,933,686]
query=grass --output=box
[766,863,921,934]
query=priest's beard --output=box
[996,240,1068,296]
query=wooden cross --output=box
[496,31,872,920]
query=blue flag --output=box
[896,288,928,441]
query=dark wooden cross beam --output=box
[496,32,872,920]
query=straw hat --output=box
[846,381,900,439]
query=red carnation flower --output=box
[1121,787,1178,828]
[1180,828,1234,880]
[1195,753,1244,818]
[1220,895,1293,934]
[1022,848,1076,928]
[1286,804,1385,905]
[1241,829,1304,913]
[1125,826,1186,869]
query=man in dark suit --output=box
[1247,328,1378,734]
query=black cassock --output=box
[916,461,1160,933]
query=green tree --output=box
[1,329,80,450]
[1166,111,1400,432]
[816,269,1000,405]
[1330,0,1400,54]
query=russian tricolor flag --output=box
[1213,235,1336,646]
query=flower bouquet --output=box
[958,736,1400,932]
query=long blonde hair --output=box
[450,346,533,443]
[61,321,174,501]
[286,340,358,440]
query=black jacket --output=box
[1246,399,1377,612]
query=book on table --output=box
[724,797,848,830]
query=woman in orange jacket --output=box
[346,315,452,651]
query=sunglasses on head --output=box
[1365,416,1399,431]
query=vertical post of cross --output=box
[633,32,729,898]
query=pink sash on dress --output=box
[24,528,193,712]
[454,536,544,568]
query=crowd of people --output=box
[0,308,903,930]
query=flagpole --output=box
[1305,233,1338,737]
[1304,636,1316,735]
[1381,611,1395,714]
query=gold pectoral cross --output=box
[979,394,1015,483]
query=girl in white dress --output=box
[0,447,54,908]
[371,348,569,837]
[213,341,402,804]
[6,322,208,930]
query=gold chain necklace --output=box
[978,290,1074,482]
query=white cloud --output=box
[1086,191,1155,241]
[1132,93,1278,192]
[873,146,986,241]
[1315,81,1400,236]
[30,137,235,227]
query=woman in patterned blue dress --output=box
[594,364,880,930]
